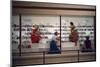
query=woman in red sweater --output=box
[31,25,41,43]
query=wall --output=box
[13,0,96,5]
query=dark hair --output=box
[70,22,73,25]
[86,36,89,40]
[54,32,58,35]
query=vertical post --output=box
[77,50,79,62]
[19,14,22,56]
[43,51,45,64]
[94,16,96,52]
[60,16,62,53]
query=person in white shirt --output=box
[51,32,60,42]
[48,32,60,54]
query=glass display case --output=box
[12,1,96,66]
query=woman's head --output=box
[70,22,74,25]
[54,32,59,35]
[70,22,75,30]
[32,25,39,31]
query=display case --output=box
[12,1,96,66]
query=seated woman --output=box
[85,36,92,49]
[31,25,41,43]
[48,32,61,54]
[81,36,92,52]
